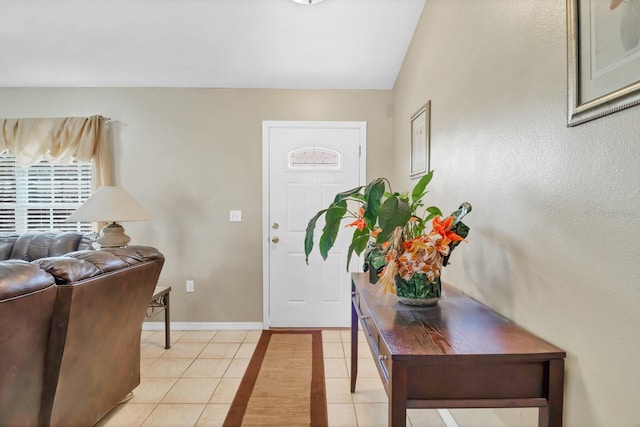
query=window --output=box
[288,147,341,170]
[0,154,92,233]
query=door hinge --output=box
[359,145,362,157]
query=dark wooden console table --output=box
[350,273,566,427]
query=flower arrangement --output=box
[304,170,471,300]
[377,203,470,295]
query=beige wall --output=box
[0,87,393,323]
[392,1,640,426]
[3,1,639,422]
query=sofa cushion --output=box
[123,245,165,263]
[0,234,18,261]
[32,257,102,284]
[47,232,85,257]
[65,250,131,273]
[9,233,46,260]
[0,260,56,299]
[8,231,85,261]
[101,247,145,265]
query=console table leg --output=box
[389,361,407,427]
[540,358,564,427]
[164,291,171,349]
[350,293,358,393]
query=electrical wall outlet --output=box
[186,280,195,292]
[229,210,242,222]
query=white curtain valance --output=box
[0,115,112,191]
[0,115,104,166]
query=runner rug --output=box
[223,330,328,427]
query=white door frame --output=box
[262,121,367,329]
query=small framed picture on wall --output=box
[410,100,431,178]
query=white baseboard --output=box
[142,322,263,331]
[437,409,460,427]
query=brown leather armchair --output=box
[0,232,165,427]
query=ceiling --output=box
[0,0,426,90]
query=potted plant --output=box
[304,171,472,305]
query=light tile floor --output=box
[96,329,447,427]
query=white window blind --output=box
[0,154,92,233]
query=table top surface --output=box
[152,286,171,297]
[352,272,565,360]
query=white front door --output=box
[263,121,366,328]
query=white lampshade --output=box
[67,186,151,247]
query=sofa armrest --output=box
[0,260,57,427]
[40,258,163,426]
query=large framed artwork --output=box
[410,100,430,178]
[567,0,640,126]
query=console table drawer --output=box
[375,339,391,380]
[353,292,390,382]
[407,360,547,400]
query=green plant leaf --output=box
[425,205,443,221]
[426,206,442,215]
[365,177,387,196]
[411,170,434,203]
[319,201,347,259]
[377,196,411,242]
[304,208,327,264]
[363,178,386,228]
[333,186,364,203]
[346,230,371,271]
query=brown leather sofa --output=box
[0,231,165,427]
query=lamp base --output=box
[96,222,131,248]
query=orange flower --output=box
[371,228,381,237]
[345,207,366,232]
[403,239,416,252]
[431,235,451,257]
[431,216,464,243]
[403,237,429,254]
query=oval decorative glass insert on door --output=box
[288,147,341,169]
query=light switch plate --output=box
[229,210,242,222]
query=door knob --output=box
[271,236,280,243]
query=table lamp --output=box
[66,186,151,248]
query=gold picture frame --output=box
[567,0,640,126]
[410,101,430,178]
